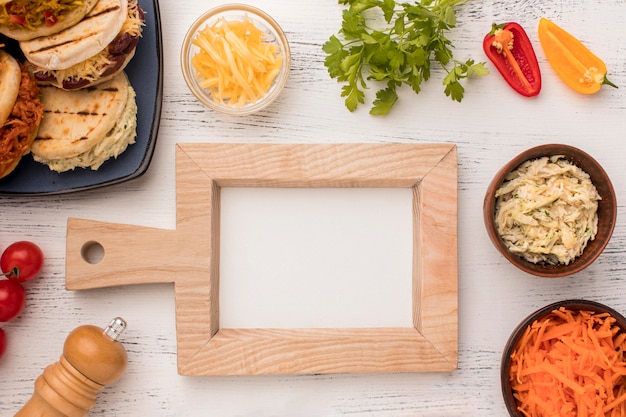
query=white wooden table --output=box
[2,0,626,415]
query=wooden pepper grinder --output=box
[15,317,129,417]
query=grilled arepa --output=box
[0,49,43,179]
[19,0,127,71]
[31,72,137,172]
[0,0,98,41]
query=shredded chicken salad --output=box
[494,155,601,265]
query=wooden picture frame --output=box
[66,143,458,375]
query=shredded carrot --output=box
[509,306,626,417]
[190,15,283,107]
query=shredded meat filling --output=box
[0,65,44,165]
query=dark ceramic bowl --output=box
[483,144,616,277]
[501,299,626,416]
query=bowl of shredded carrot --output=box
[502,299,626,417]
[484,144,616,278]
[180,4,291,115]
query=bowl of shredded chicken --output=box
[484,144,616,277]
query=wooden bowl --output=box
[483,144,616,277]
[501,299,626,416]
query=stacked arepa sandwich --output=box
[0,48,43,179]
[0,0,144,173]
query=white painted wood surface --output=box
[1,0,626,415]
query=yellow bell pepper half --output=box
[538,17,617,94]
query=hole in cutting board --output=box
[219,187,413,329]
[81,241,105,265]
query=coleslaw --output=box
[494,155,601,265]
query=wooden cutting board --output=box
[65,143,458,376]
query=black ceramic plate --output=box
[0,0,163,195]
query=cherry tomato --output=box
[0,328,6,359]
[0,279,26,322]
[1,241,44,283]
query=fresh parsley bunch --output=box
[323,0,489,115]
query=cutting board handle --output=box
[66,218,179,290]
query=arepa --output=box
[20,0,128,70]
[0,50,21,126]
[0,50,44,179]
[29,0,145,90]
[31,72,137,172]
[0,0,99,41]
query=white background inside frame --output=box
[219,187,414,329]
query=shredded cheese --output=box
[47,53,114,84]
[494,155,601,265]
[120,0,144,37]
[191,15,282,107]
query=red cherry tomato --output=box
[1,241,44,283]
[0,279,26,322]
[0,328,6,359]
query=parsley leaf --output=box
[323,0,489,115]
[371,84,399,115]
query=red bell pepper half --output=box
[483,22,541,97]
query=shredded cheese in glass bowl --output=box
[180,4,290,115]
[494,155,601,265]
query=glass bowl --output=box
[180,4,291,115]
